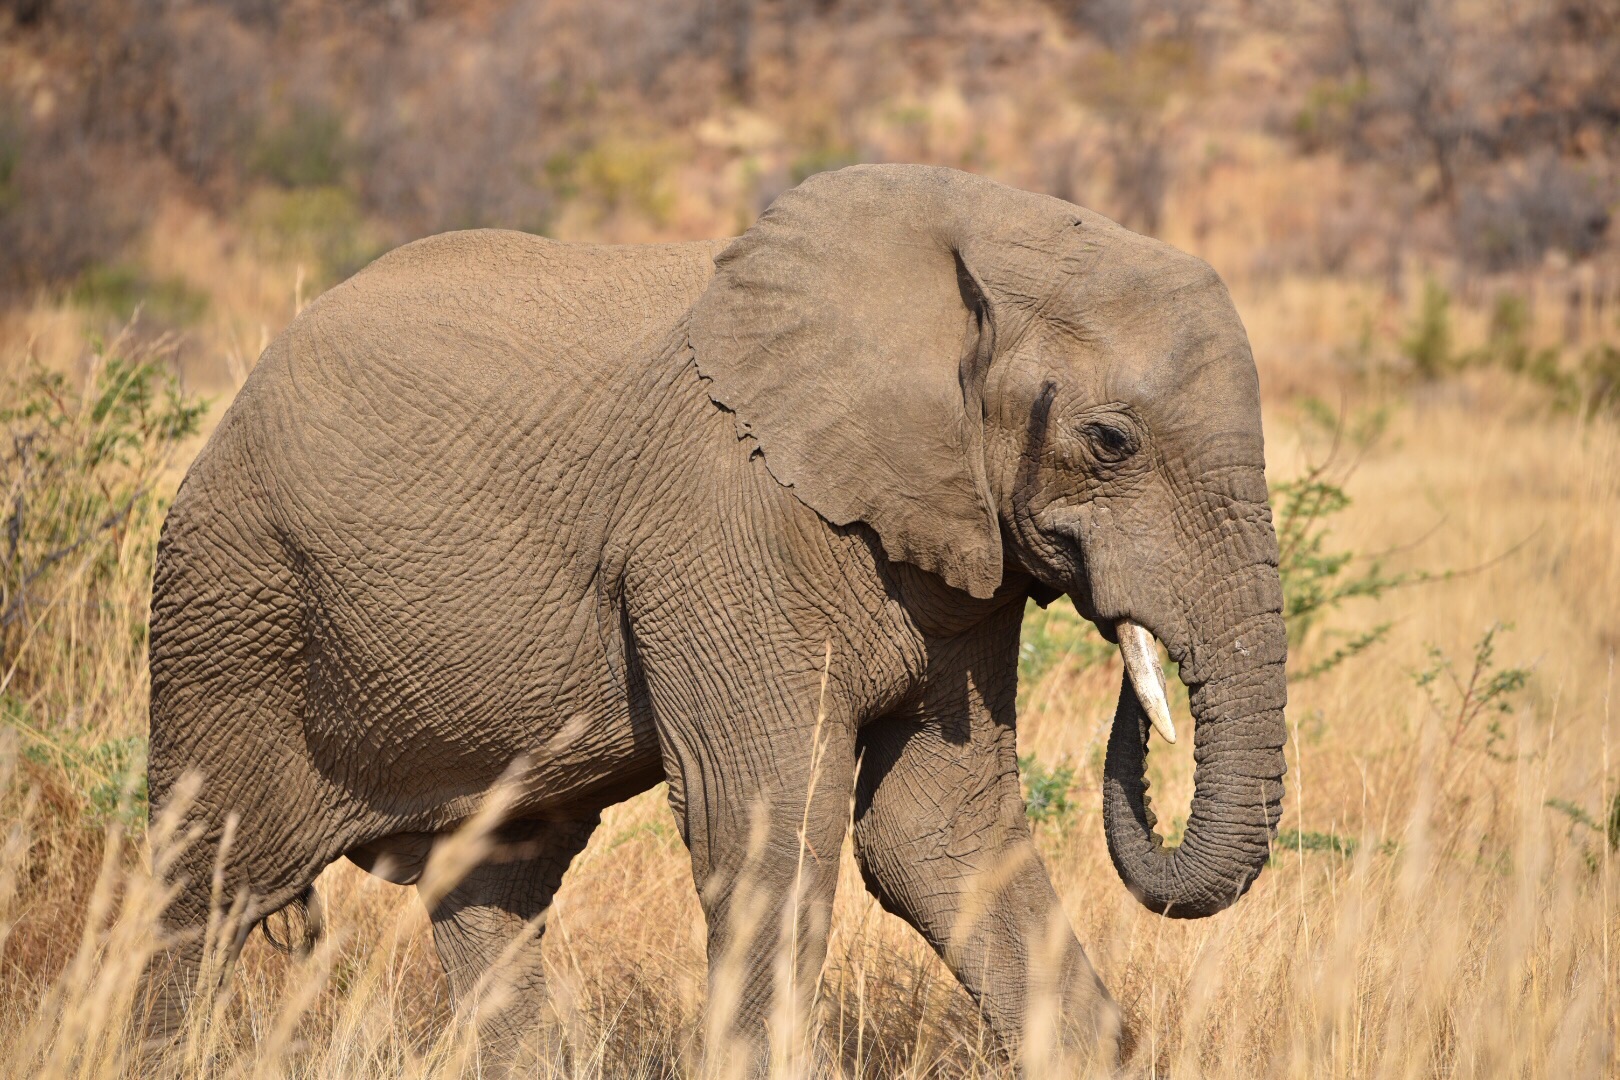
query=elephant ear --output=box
[689,164,1053,599]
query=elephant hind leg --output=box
[421,817,599,1070]
[139,649,388,1058]
[136,801,348,1055]
[141,520,355,1052]
[138,697,355,1053]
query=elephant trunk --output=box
[1100,570,1288,919]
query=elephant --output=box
[141,163,1288,1072]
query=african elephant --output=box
[142,164,1287,1071]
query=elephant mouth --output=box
[1056,577,1180,745]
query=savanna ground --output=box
[2,1,1618,1076]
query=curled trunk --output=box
[1101,607,1288,919]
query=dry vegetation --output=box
[1,0,1618,1076]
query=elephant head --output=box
[689,164,1286,919]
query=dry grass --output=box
[1,177,1617,1077]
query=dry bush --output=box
[0,324,204,1008]
[0,123,162,294]
[1287,0,1617,271]
[1457,155,1612,274]
[4,0,1616,294]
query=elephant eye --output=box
[1082,420,1137,463]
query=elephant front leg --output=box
[662,720,855,1077]
[853,711,1122,1071]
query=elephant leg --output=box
[137,798,339,1054]
[853,711,1121,1069]
[137,670,346,1049]
[663,729,854,1077]
[421,817,597,1069]
[140,570,347,1053]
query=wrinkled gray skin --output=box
[143,165,1286,1071]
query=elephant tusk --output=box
[1118,619,1177,744]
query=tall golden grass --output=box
[1,234,1617,1077]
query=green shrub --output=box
[0,329,204,823]
[1274,827,1357,858]
[790,143,862,185]
[1291,77,1370,152]
[1402,278,1456,379]
[1411,289,1620,418]
[1546,794,1620,855]
[1272,468,1404,678]
[69,263,209,325]
[1582,342,1620,418]
[249,103,350,189]
[1019,753,1077,825]
[1467,293,1580,407]
[14,703,147,823]
[1271,402,1441,680]
[575,138,676,225]
[544,151,581,201]
[1018,597,1112,692]
[0,118,19,217]
[1413,622,1532,762]
[244,185,382,285]
[1477,294,1534,373]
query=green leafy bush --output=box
[244,185,382,285]
[789,143,863,185]
[1272,403,1440,680]
[1274,827,1357,858]
[1273,469,1408,680]
[1413,622,1532,762]
[0,327,205,823]
[576,138,676,225]
[250,103,350,189]
[1581,342,1620,417]
[1397,283,1620,418]
[0,117,19,217]
[14,708,147,823]
[1291,77,1370,152]
[1546,793,1620,854]
[1402,278,1456,380]
[1019,753,1077,825]
[69,263,209,325]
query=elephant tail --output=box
[258,884,324,957]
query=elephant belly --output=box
[297,571,663,828]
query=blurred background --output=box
[1,3,1618,1077]
[1,0,1617,395]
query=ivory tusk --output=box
[1117,619,1177,744]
